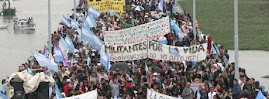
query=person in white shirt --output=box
[208,87,216,99]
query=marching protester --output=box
[1,0,268,99]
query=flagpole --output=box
[193,0,196,41]
[73,0,76,20]
[234,0,239,80]
[48,0,52,53]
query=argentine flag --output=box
[88,5,101,18]
[32,51,58,72]
[171,19,185,38]
[59,37,74,55]
[60,15,71,27]
[157,0,164,11]
[100,52,110,72]
[256,90,266,99]
[65,35,75,52]
[71,19,79,29]
[170,47,180,57]
[157,36,168,45]
[54,82,62,99]
[82,21,103,51]
[53,45,69,66]
[85,14,97,28]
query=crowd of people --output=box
[1,0,268,99]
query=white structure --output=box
[13,17,35,30]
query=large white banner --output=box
[63,89,97,99]
[102,41,148,61]
[102,41,207,62]
[103,16,170,46]
[147,89,179,99]
[148,41,207,62]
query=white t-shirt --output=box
[208,92,216,99]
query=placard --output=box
[87,0,125,14]
[103,16,170,46]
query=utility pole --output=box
[234,0,239,80]
[48,0,52,53]
[193,0,196,40]
[74,0,76,20]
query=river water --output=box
[0,0,268,91]
[0,0,72,79]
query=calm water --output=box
[0,0,268,91]
[0,0,73,79]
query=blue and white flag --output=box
[49,86,52,98]
[65,35,75,52]
[32,51,58,72]
[2,84,6,94]
[85,14,97,28]
[157,0,163,11]
[59,37,74,56]
[76,13,85,19]
[132,57,135,72]
[82,22,103,51]
[109,10,120,18]
[100,52,110,72]
[87,56,91,66]
[53,45,69,66]
[54,82,62,99]
[88,5,101,18]
[60,15,71,27]
[171,19,184,38]
[170,47,180,56]
[26,67,35,76]
[0,92,8,99]
[71,19,79,29]
[256,90,266,99]
[157,36,167,45]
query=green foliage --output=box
[179,0,269,50]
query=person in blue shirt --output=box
[232,79,241,99]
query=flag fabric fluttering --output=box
[54,82,63,99]
[157,0,164,11]
[170,47,180,56]
[132,57,135,72]
[157,36,168,45]
[65,35,75,52]
[59,15,71,27]
[59,37,74,54]
[76,13,85,19]
[109,10,120,18]
[26,67,35,76]
[0,92,8,99]
[71,19,79,29]
[85,14,97,28]
[256,90,266,99]
[170,19,185,38]
[88,5,101,18]
[87,56,91,66]
[2,84,6,94]
[100,52,110,72]
[32,51,58,72]
[53,45,69,66]
[82,21,103,51]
